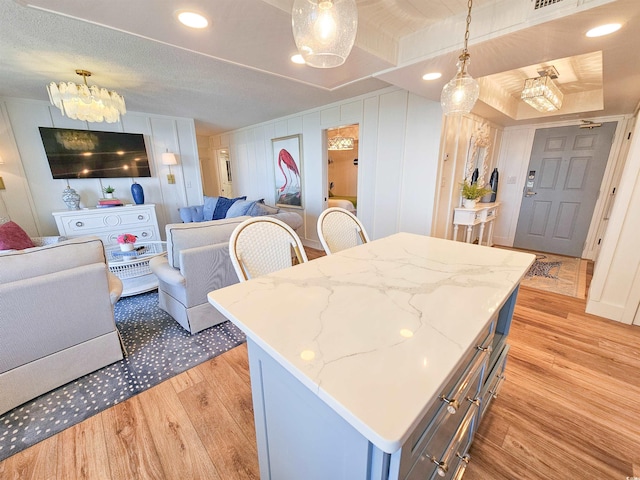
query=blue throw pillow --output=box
[213,196,246,220]
[203,196,219,221]
[247,201,280,217]
[226,200,255,218]
[179,205,204,223]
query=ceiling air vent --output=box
[534,0,564,9]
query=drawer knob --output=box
[138,215,144,220]
[141,232,149,237]
[430,457,448,477]
[439,395,459,415]
[75,221,84,227]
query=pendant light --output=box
[291,0,358,68]
[440,0,480,116]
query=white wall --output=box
[587,115,640,324]
[215,87,443,248]
[0,97,202,239]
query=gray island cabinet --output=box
[208,233,534,480]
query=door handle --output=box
[524,192,537,197]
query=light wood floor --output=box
[2,253,640,479]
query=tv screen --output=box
[39,127,152,179]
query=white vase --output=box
[105,192,114,199]
[463,198,477,209]
[120,243,135,252]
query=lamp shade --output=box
[292,0,358,68]
[161,152,178,166]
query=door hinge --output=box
[628,131,633,140]
[597,238,602,245]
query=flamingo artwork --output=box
[276,148,302,206]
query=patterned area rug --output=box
[520,252,587,299]
[0,291,245,462]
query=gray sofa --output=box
[0,236,124,415]
[150,212,303,334]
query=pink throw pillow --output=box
[0,221,35,250]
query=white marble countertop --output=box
[208,233,534,453]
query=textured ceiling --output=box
[0,0,638,135]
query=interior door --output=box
[513,122,616,257]
[217,149,233,197]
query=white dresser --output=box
[52,204,161,245]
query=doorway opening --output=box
[326,124,359,214]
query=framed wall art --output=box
[272,134,303,209]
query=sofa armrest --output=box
[107,272,123,305]
[150,256,186,286]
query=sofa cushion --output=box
[226,199,255,218]
[0,221,35,250]
[213,196,246,220]
[247,201,280,217]
[202,196,219,221]
[179,205,205,223]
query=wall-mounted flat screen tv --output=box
[39,127,152,179]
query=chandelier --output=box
[54,130,98,151]
[440,0,480,116]
[328,136,355,150]
[291,0,358,68]
[521,66,563,112]
[46,70,126,123]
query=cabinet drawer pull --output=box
[439,395,459,415]
[430,457,448,477]
[432,401,478,478]
[75,221,84,227]
[489,374,506,399]
[141,232,149,237]
[137,215,144,220]
[476,344,492,353]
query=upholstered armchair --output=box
[0,236,124,414]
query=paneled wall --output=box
[0,97,202,238]
[214,87,443,248]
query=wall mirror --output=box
[465,123,491,186]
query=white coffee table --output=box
[105,241,167,297]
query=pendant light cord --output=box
[460,0,473,67]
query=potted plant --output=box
[460,180,493,209]
[102,185,116,199]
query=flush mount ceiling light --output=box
[586,23,621,37]
[291,54,306,64]
[328,135,354,150]
[521,66,564,112]
[422,72,442,81]
[177,11,209,29]
[440,0,480,116]
[291,0,358,68]
[46,70,126,123]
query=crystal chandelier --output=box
[440,0,480,116]
[328,136,355,150]
[521,66,563,112]
[291,0,358,68]
[46,70,126,123]
[54,130,98,151]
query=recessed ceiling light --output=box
[586,23,621,37]
[177,11,209,29]
[422,72,442,81]
[291,54,306,65]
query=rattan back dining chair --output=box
[317,207,370,255]
[229,216,308,282]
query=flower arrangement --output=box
[117,233,137,245]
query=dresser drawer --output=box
[398,315,495,479]
[56,209,154,234]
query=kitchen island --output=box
[208,233,534,480]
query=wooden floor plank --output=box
[0,434,58,480]
[56,413,111,479]
[178,380,259,480]
[100,396,165,480]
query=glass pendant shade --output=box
[327,136,354,150]
[292,0,358,68]
[521,75,563,112]
[46,70,126,123]
[440,57,480,116]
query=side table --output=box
[105,241,167,297]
